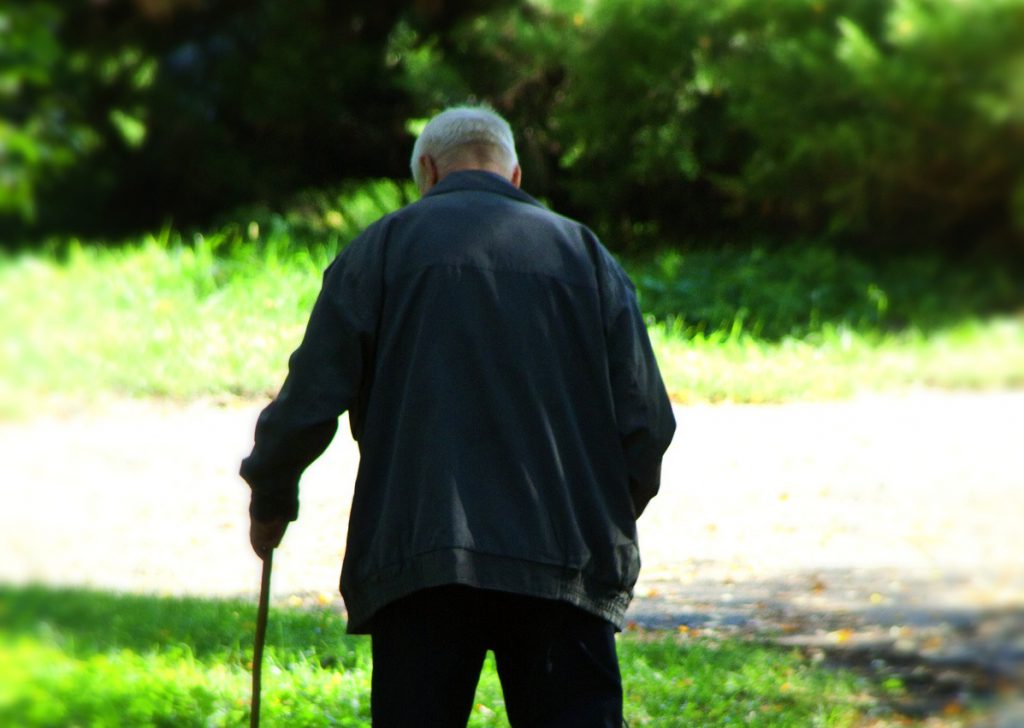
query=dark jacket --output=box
[240,170,676,633]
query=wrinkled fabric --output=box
[240,170,676,633]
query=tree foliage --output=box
[0,0,513,238]
[531,0,1024,256]
[0,3,91,222]
[2,0,1022,259]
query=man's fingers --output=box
[250,518,288,558]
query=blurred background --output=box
[1,0,1023,410]
[1,0,1023,725]
[3,0,1024,257]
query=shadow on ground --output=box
[629,566,1024,724]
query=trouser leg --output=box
[370,587,487,728]
[490,596,624,728]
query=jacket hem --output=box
[341,547,633,635]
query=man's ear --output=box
[418,155,439,193]
[510,164,522,189]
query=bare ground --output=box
[2,390,1023,722]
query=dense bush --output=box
[633,245,1023,339]
[540,0,1024,255]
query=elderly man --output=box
[241,105,675,727]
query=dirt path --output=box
[2,390,1023,719]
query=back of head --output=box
[411,106,518,192]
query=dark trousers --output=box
[369,585,623,727]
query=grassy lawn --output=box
[650,315,1024,403]
[0,585,899,727]
[1,232,1021,417]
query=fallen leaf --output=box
[942,701,963,716]
[831,628,854,644]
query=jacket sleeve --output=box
[239,230,384,522]
[600,251,676,518]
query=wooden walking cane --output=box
[251,550,273,728]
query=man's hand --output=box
[250,517,289,560]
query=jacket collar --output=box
[424,169,544,208]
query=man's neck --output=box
[439,162,512,182]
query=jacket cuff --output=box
[249,487,299,522]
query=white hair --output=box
[410,105,518,191]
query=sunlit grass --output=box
[1,233,1021,417]
[0,231,327,416]
[651,316,1024,403]
[0,585,881,727]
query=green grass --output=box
[1,231,1021,417]
[0,231,330,417]
[0,585,885,727]
[650,316,1024,403]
